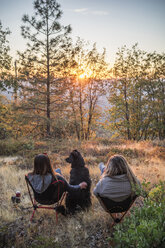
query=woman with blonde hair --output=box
[93,155,140,209]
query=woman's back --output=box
[93,155,140,203]
[27,173,65,205]
[28,173,53,193]
[93,174,132,202]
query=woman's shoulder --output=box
[111,174,130,181]
[96,176,111,186]
[52,174,66,183]
[101,176,112,181]
[101,174,129,182]
[29,173,52,179]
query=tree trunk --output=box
[85,93,97,140]
[79,80,84,140]
[70,90,80,140]
[124,81,131,139]
[86,110,92,140]
[14,60,18,103]
[46,11,51,136]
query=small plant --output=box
[0,139,23,155]
[111,181,165,248]
[23,139,34,150]
[31,236,61,248]
[132,179,151,198]
[148,181,165,203]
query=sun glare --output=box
[79,70,92,79]
[79,73,86,79]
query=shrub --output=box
[31,236,61,248]
[148,181,165,202]
[111,182,165,248]
[97,138,125,146]
[0,139,34,156]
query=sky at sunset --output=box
[0,0,165,66]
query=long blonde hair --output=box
[103,154,139,189]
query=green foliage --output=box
[23,139,34,151]
[18,0,72,136]
[0,95,33,140]
[111,182,165,248]
[0,96,11,139]
[64,39,109,140]
[0,139,34,155]
[0,20,12,90]
[95,137,121,146]
[108,44,165,141]
[31,236,61,248]
[105,147,144,161]
[148,181,165,203]
[51,118,77,139]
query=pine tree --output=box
[18,0,71,136]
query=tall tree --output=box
[18,0,71,136]
[84,44,109,139]
[143,52,165,139]
[65,40,109,140]
[108,45,133,139]
[108,44,165,140]
[108,44,147,140]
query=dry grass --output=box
[0,139,165,247]
[131,157,165,185]
[0,161,29,222]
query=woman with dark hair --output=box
[93,155,141,209]
[27,154,87,207]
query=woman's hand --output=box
[79,182,87,189]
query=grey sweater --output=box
[27,173,80,194]
[93,174,132,202]
[28,173,53,193]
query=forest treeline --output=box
[0,0,165,141]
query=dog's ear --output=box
[72,150,79,158]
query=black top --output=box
[26,173,81,205]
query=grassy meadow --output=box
[0,138,165,248]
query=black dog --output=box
[65,150,92,214]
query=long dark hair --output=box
[32,154,58,180]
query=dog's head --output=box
[65,150,85,168]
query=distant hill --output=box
[0,87,13,100]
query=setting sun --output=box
[79,70,92,79]
[79,73,86,79]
